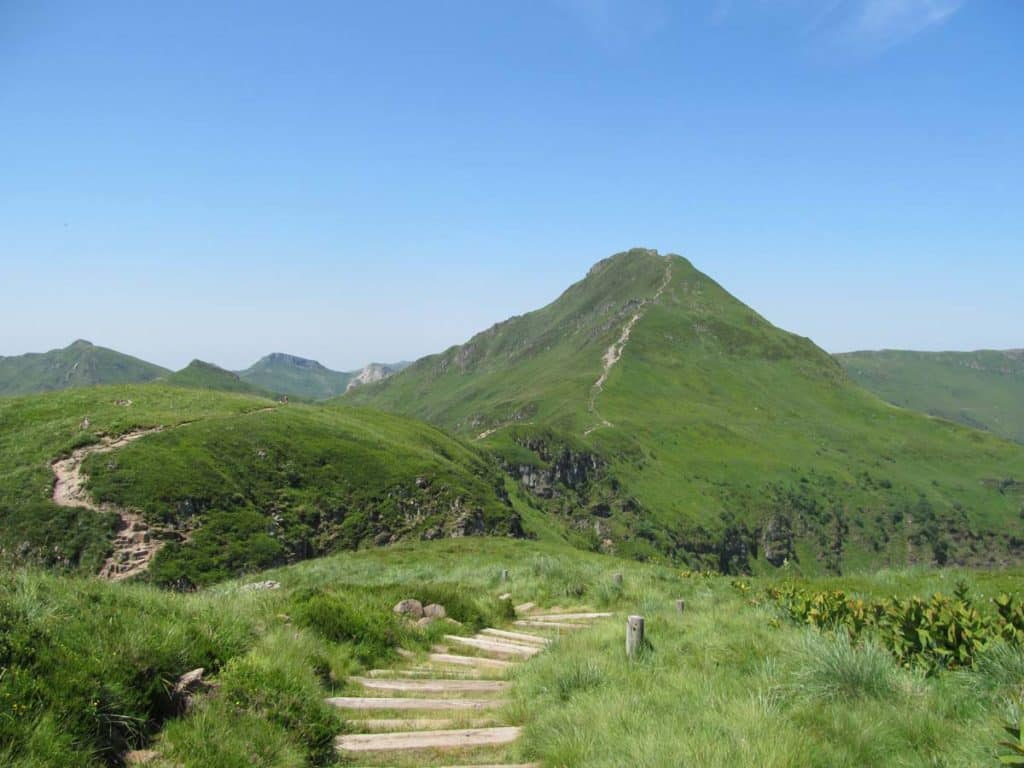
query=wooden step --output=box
[529,612,612,620]
[366,667,486,679]
[443,635,540,659]
[514,601,536,614]
[514,619,586,630]
[350,677,510,694]
[336,725,521,753]
[354,717,493,731]
[327,696,506,711]
[479,628,549,646]
[428,652,514,670]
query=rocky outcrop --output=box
[345,363,398,392]
[760,513,796,567]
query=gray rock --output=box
[241,580,280,591]
[393,599,424,619]
[423,603,446,619]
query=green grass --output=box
[345,249,1024,572]
[837,349,1024,445]
[6,538,1024,767]
[0,340,168,397]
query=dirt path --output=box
[51,428,171,581]
[585,259,673,435]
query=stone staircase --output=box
[328,603,613,767]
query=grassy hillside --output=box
[0,340,168,396]
[238,353,355,400]
[5,538,1024,767]
[0,385,523,585]
[347,249,1024,572]
[162,360,277,398]
[837,349,1024,444]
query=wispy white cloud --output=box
[691,0,966,50]
[555,0,670,49]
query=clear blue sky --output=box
[2,1,1021,371]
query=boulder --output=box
[393,599,424,619]
[423,603,446,619]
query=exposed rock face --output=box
[511,436,603,498]
[346,363,397,392]
[761,513,796,567]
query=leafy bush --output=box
[763,584,1024,672]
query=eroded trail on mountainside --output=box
[52,405,280,581]
[585,259,673,436]
[52,427,172,581]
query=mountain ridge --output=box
[346,248,1024,572]
[0,339,170,397]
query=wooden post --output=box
[612,572,623,586]
[500,569,509,582]
[675,599,685,614]
[626,615,644,658]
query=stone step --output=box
[350,677,510,694]
[514,619,586,630]
[336,725,521,753]
[443,635,540,659]
[479,628,549,646]
[327,697,506,712]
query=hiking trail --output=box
[585,259,673,436]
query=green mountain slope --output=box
[837,349,1024,444]
[236,353,408,399]
[0,385,521,585]
[347,249,1024,572]
[163,359,275,398]
[0,339,168,396]
[237,353,355,399]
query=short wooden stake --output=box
[500,569,509,582]
[626,615,644,659]
[675,599,685,614]
[612,572,623,586]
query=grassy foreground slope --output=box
[837,349,1024,444]
[348,249,1024,572]
[0,340,168,396]
[0,384,522,585]
[5,538,1024,767]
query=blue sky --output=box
[1,1,1020,370]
